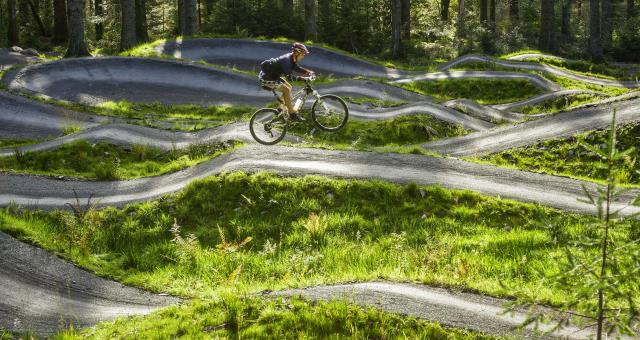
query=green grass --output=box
[3,171,637,309]
[289,114,467,149]
[478,122,640,186]
[56,297,494,339]
[0,138,41,148]
[519,94,606,115]
[398,78,544,104]
[517,56,640,81]
[342,96,408,108]
[0,140,239,180]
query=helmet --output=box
[292,42,310,55]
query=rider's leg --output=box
[276,82,295,113]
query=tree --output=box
[120,0,137,51]
[401,0,410,55]
[440,0,450,21]
[562,0,572,42]
[304,0,317,41]
[480,0,488,25]
[509,0,519,24]
[52,0,67,43]
[184,0,198,35]
[589,0,603,60]
[26,0,47,36]
[391,0,401,58]
[66,0,90,56]
[629,0,636,18]
[7,0,19,45]
[489,0,496,30]
[601,0,613,50]
[95,0,104,40]
[457,0,466,39]
[135,0,149,42]
[539,0,557,52]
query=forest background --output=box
[1,0,639,64]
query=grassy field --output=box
[518,94,606,115]
[0,138,42,148]
[2,172,637,309]
[478,122,640,185]
[398,78,544,104]
[54,297,494,339]
[0,140,239,180]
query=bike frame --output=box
[273,79,328,119]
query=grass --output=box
[2,171,638,310]
[56,297,494,339]
[518,94,606,115]
[289,114,467,149]
[398,78,544,104]
[0,138,41,148]
[478,122,640,186]
[0,140,240,180]
[342,96,408,108]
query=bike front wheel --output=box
[311,95,349,132]
[249,108,288,145]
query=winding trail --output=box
[2,145,638,216]
[0,231,178,336]
[2,42,640,338]
[490,89,605,111]
[273,282,596,339]
[439,54,640,88]
[424,96,640,156]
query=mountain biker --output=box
[259,42,315,121]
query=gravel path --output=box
[272,282,602,339]
[2,145,638,215]
[0,231,178,336]
[440,54,640,88]
[424,96,640,156]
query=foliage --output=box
[0,171,622,307]
[56,297,493,339]
[0,140,239,180]
[399,78,544,104]
[508,111,640,338]
[483,122,640,185]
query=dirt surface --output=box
[2,145,638,215]
[424,97,640,156]
[272,282,600,339]
[0,231,178,337]
[441,54,640,88]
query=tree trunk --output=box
[53,0,67,43]
[95,0,103,40]
[539,0,556,52]
[509,0,519,25]
[135,0,149,41]
[480,0,488,26]
[184,0,198,35]
[440,0,450,21]
[65,0,90,56]
[489,0,496,30]
[391,0,401,58]
[204,0,213,17]
[177,0,185,35]
[457,0,465,38]
[8,0,19,45]
[120,0,136,51]
[304,0,317,40]
[27,0,47,35]
[629,0,636,17]
[589,0,603,60]
[283,0,293,14]
[562,0,572,42]
[401,0,410,56]
[601,0,612,51]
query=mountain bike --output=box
[249,75,349,145]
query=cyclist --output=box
[259,42,315,121]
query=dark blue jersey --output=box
[259,53,308,81]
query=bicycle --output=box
[249,75,349,145]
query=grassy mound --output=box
[399,78,544,104]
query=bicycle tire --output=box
[311,94,349,132]
[249,108,288,145]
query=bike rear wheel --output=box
[311,95,349,132]
[249,108,288,145]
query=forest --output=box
[2,0,639,62]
